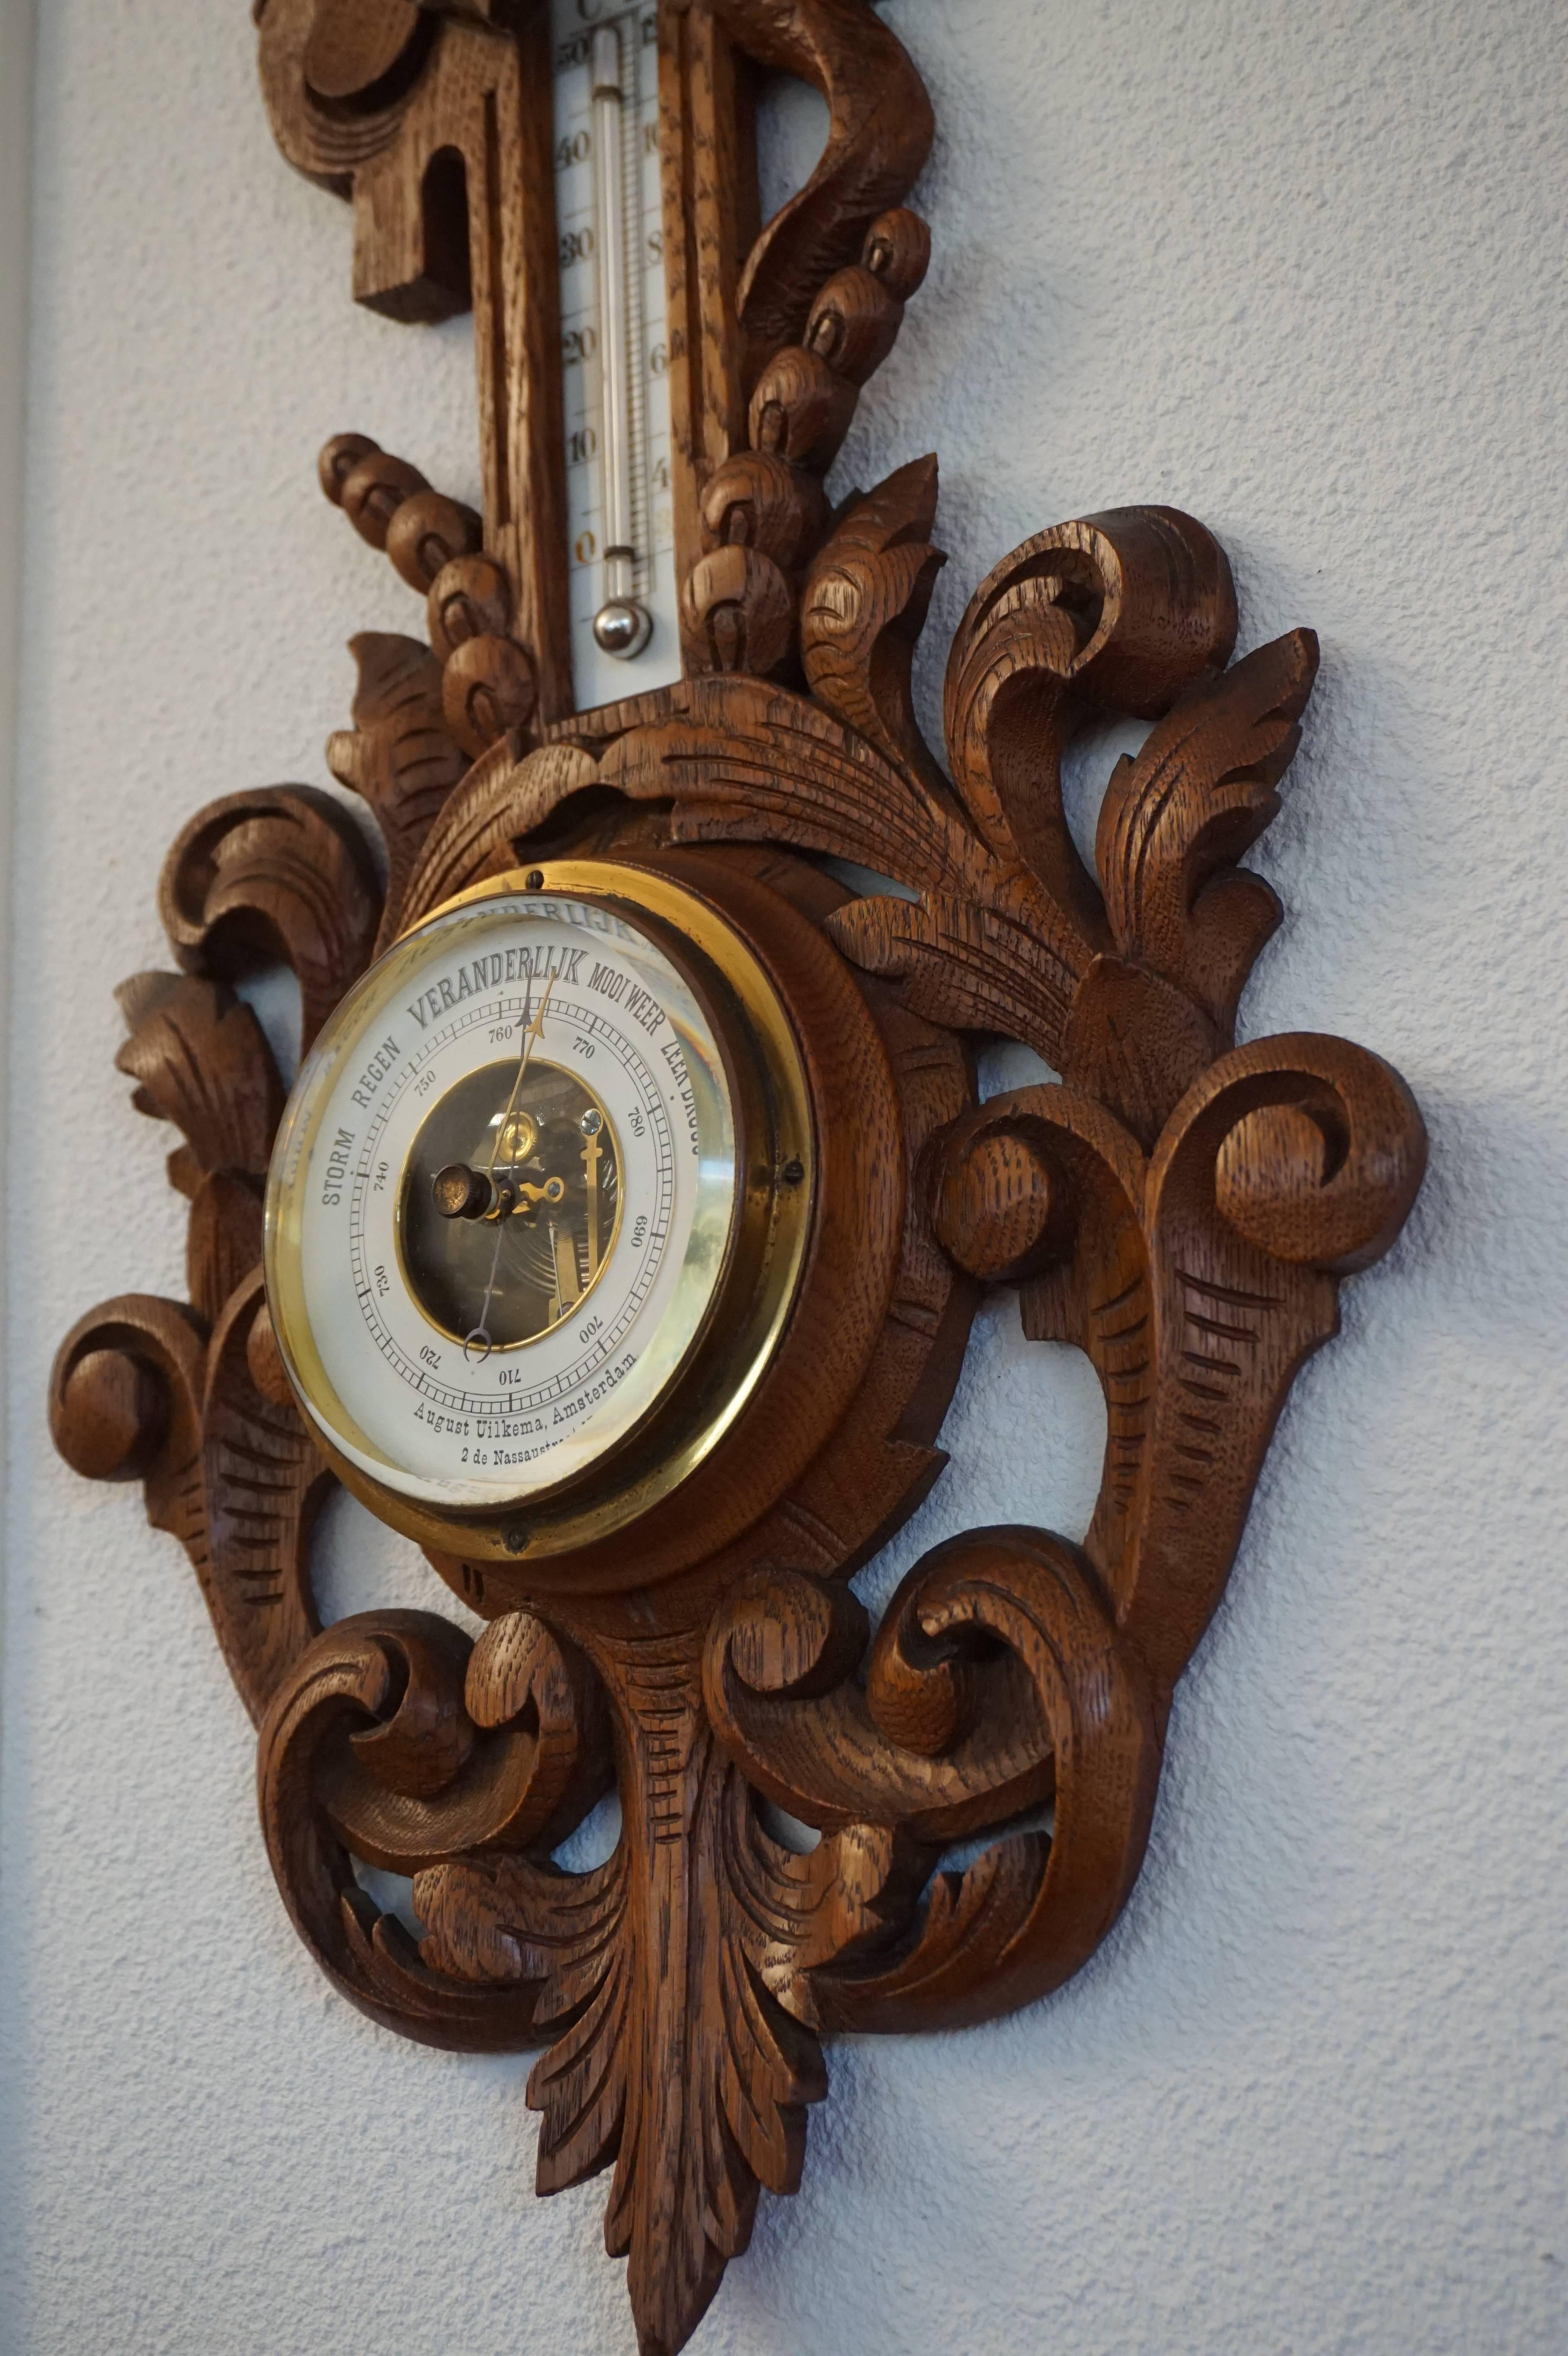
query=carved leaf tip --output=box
[1096,627,1321,1035]
[114,970,285,1184]
[939,561,1111,963]
[328,631,469,949]
[801,456,947,786]
[826,452,940,552]
[825,886,1091,1074]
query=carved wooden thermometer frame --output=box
[49,5,1427,2351]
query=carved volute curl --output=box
[50,9,1428,2355]
[158,785,382,1051]
[257,1607,614,2051]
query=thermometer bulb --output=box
[594,596,652,659]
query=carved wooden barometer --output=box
[49,5,1429,2350]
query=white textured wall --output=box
[5,3,1566,2350]
[0,0,35,1444]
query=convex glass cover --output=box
[265,864,809,1545]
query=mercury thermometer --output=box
[552,3,680,710]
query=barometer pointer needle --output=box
[465,1218,508,1366]
[465,970,555,1361]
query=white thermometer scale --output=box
[551,2,682,710]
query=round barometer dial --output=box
[264,861,812,1558]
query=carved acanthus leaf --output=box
[398,738,603,928]
[416,1843,632,2183]
[706,1559,1058,1846]
[818,1830,1050,2033]
[402,674,1114,1075]
[338,1615,611,1868]
[943,570,1106,938]
[935,1038,1426,1697]
[416,1846,625,1999]
[602,677,962,887]
[596,1732,850,2356]
[1118,1031,1426,1689]
[48,1283,324,1729]
[49,1294,209,1553]
[716,0,934,373]
[326,631,469,951]
[800,455,948,789]
[1056,953,1224,1149]
[722,1784,916,2030]
[273,1607,612,1875]
[824,888,1089,1065]
[1096,629,1320,1033]
[415,1711,898,2356]
[114,972,284,1192]
[707,1538,1160,2035]
[942,507,1242,950]
[202,1272,328,1724]
[258,1610,613,2052]
[159,786,382,1050]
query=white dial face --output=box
[266,887,737,1512]
[552,0,682,710]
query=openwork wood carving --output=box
[51,7,1426,2352]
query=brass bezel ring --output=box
[263,859,814,1565]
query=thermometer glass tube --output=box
[552,2,682,711]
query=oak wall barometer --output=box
[49,5,1429,2351]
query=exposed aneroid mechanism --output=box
[49,7,1427,2354]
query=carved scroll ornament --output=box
[52,7,1425,2353]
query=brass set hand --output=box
[488,973,554,1177]
[437,975,563,1363]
